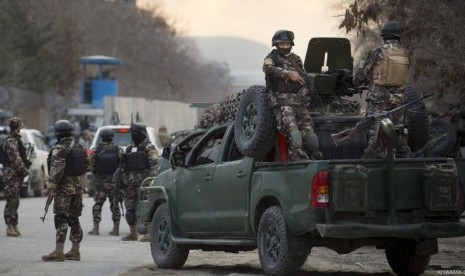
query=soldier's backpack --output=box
[64,144,88,176]
[0,139,10,166]
[95,145,120,174]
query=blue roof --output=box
[80,55,123,65]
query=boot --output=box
[139,223,152,242]
[6,225,19,237]
[109,221,119,236]
[88,221,99,235]
[13,225,21,236]
[64,242,80,261]
[42,243,65,262]
[121,225,138,241]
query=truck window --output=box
[192,130,226,166]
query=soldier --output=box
[88,129,123,236]
[263,30,322,161]
[120,123,158,241]
[42,120,90,262]
[2,117,30,237]
[354,20,411,158]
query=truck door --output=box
[175,127,226,235]
[211,129,252,235]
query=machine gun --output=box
[40,194,53,222]
[331,93,434,146]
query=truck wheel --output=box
[385,240,431,276]
[33,176,44,197]
[404,87,430,152]
[234,85,277,158]
[257,206,308,275]
[150,203,188,269]
[20,186,29,198]
[428,118,457,157]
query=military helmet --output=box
[100,129,114,140]
[380,20,403,38]
[9,117,23,130]
[54,119,74,135]
[130,123,146,135]
[272,30,295,46]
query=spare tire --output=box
[404,87,430,152]
[428,118,457,157]
[234,85,277,158]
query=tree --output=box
[338,0,465,114]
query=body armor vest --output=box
[373,44,410,87]
[123,145,149,172]
[95,145,120,174]
[266,50,302,93]
[65,144,88,176]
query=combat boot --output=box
[109,221,119,236]
[13,225,21,236]
[88,222,99,235]
[42,243,65,262]
[139,223,152,242]
[121,225,138,241]
[6,225,19,237]
[64,242,80,261]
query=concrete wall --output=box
[104,96,200,133]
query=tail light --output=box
[311,170,330,208]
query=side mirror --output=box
[170,151,186,167]
[162,147,171,159]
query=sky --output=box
[138,0,347,58]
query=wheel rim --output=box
[242,102,258,139]
[264,222,280,264]
[156,218,170,254]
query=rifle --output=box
[40,194,53,222]
[113,168,125,217]
[331,93,434,146]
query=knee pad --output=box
[92,203,102,213]
[289,128,303,148]
[125,209,136,225]
[303,131,319,152]
[54,215,67,229]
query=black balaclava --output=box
[131,131,145,145]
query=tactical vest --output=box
[265,50,302,93]
[65,144,88,176]
[373,44,410,87]
[123,145,149,172]
[95,145,120,174]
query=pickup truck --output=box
[139,118,465,275]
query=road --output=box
[1,197,464,276]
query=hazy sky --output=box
[138,0,346,57]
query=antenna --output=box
[321,52,329,73]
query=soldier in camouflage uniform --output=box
[120,123,158,241]
[42,120,91,262]
[88,129,123,236]
[2,117,30,237]
[263,30,322,161]
[354,21,411,158]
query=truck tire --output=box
[20,186,29,198]
[150,203,188,269]
[404,87,430,152]
[257,206,308,275]
[385,240,431,276]
[428,118,458,157]
[234,85,277,158]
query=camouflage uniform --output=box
[89,141,123,228]
[121,140,158,240]
[3,131,29,237]
[355,39,411,158]
[46,137,90,249]
[263,49,320,160]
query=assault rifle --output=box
[331,93,434,146]
[113,168,125,217]
[40,194,53,222]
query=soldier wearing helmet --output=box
[263,30,322,161]
[119,123,159,241]
[354,20,411,158]
[42,119,91,262]
[2,117,30,237]
[87,129,124,237]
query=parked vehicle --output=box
[85,124,163,197]
[19,128,50,197]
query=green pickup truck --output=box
[138,37,465,275]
